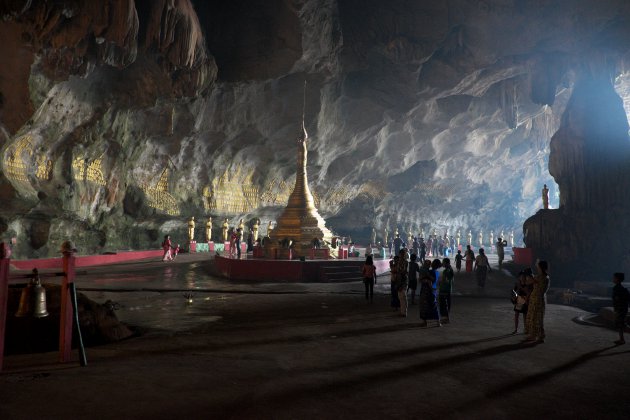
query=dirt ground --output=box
[1,255,629,419]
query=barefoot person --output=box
[161,235,173,262]
[408,253,420,305]
[474,248,490,288]
[464,245,474,273]
[512,269,533,334]
[612,272,629,345]
[362,255,377,303]
[525,260,550,343]
[418,260,439,327]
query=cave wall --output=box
[524,72,630,285]
[0,0,629,258]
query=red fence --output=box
[10,249,163,271]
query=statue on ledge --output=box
[188,216,195,242]
[253,218,260,242]
[542,184,550,209]
[205,217,212,242]
[222,218,229,242]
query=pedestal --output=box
[253,246,264,258]
[209,241,215,252]
[189,241,197,253]
[513,247,533,266]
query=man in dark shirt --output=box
[612,272,629,345]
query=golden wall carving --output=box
[260,177,292,206]
[35,154,52,181]
[205,164,260,214]
[72,155,106,186]
[3,135,33,184]
[141,168,180,216]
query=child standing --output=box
[455,250,463,272]
[612,272,629,345]
[439,258,454,323]
[362,255,377,303]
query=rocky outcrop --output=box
[1,0,630,260]
[524,72,630,285]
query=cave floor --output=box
[1,255,629,419]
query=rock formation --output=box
[0,0,629,263]
[524,72,630,285]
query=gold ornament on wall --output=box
[3,135,33,184]
[141,168,180,216]
[205,164,260,214]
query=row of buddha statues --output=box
[373,227,516,248]
[186,216,275,243]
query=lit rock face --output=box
[0,0,629,260]
[524,74,630,285]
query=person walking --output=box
[419,239,427,263]
[474,248,490,288]
[439,258,454,323]
[161,235,173,262]
[464,245,474,273]
[525,260,550,343]
[390,256,400,311]
[455,250,463,272]
[362,255,377,303]
[396,249,410,317]
[512,269,533,334]
[612,272,628,345]
[408,253,420,305]
[418,259,440,327]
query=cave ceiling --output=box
[0,0,630,257]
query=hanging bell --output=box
[15,281,34,317]
[15,270,49,318]
[32,276,49,318]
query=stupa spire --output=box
[300,80,307,141]
[265,80,334,258]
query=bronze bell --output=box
[32,276,49,318]
[15,281,33,317]
[15,270,49,318]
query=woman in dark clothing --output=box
[512,268,533,334]
[408,253,420,305]
[418,259,440,327]
[362,255,377,303]
[390,256,400,310]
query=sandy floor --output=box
[1,254,628,419]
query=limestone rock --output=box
[524,74,630,285]
[0,0,629,262]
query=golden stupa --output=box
[266,87,334,258]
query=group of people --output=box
[363,246,624,346]
[510,261,550,343]
[362,248,454,328]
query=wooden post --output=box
[0,246,10,371]
[59,250,75,362]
